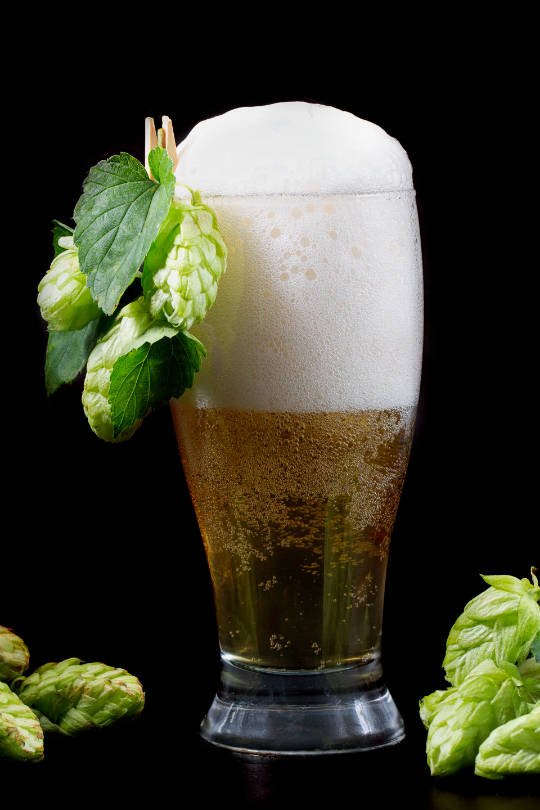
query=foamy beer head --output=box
[174,102,423,412]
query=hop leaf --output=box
[443,572,540,685]
[13,658,144,735]
[74,149,175,315]
[108,329,206,439]
[45,315,107,396]
[0,626,30,684]
[142,196,227,330]
[475,701,540,779]
[37,237,101,332]
[0,682,43,761]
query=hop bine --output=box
[12,658,144,735]
[0,626,30,684]
[0,681,44,761]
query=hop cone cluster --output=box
[0,626,30,684]
[37,237,101,332]
[143,197,227,330]
[0,682,44,761]
[422,660,534,776]
[420,571,540,778]
[13,658,144,735]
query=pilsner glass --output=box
[170,103,423,754]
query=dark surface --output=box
[1,14,538,808]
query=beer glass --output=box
[170,103,423,754]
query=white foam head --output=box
[175,102,413,195]
[173,104,422,413]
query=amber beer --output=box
[170,102,423,752]
[174,406,416,670]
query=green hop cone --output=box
[0,681,44,761]
[475,701,540,779]
[37,237,101,331]
[142,194,227,330]
[0,626,30,684]
[424,660,534,776]
[82,297,177,442]
[443,571,540,686]
[12,658,144,735]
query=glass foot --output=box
[200,659,405,755]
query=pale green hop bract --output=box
[425,660,534,776]
[519,657,540,702]
[12,658,144,735]
[37,237,101,332]
[142,195,227,330]
[475,701,540,779]
[443,572,540,686]
[82,297,177,442]
[419,687,456,730]
[0,681,44,761]
[0,626,30,684]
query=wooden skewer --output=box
[162,115,178,171]
[145,117,158,178]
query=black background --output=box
[1,12,538,808]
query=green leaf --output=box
[73,149,175,315]
[45,316,107,395]
[109,331,206,438]
[475,701,540,779]
[52,219,74,257]
[148,146,176,193]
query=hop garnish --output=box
[38,121,227,442]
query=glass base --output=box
[200,658,405,755]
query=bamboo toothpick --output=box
[144,117,158,178]
[145,115,178,179]
[162,115,178,171]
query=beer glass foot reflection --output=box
[201,659,404,755]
